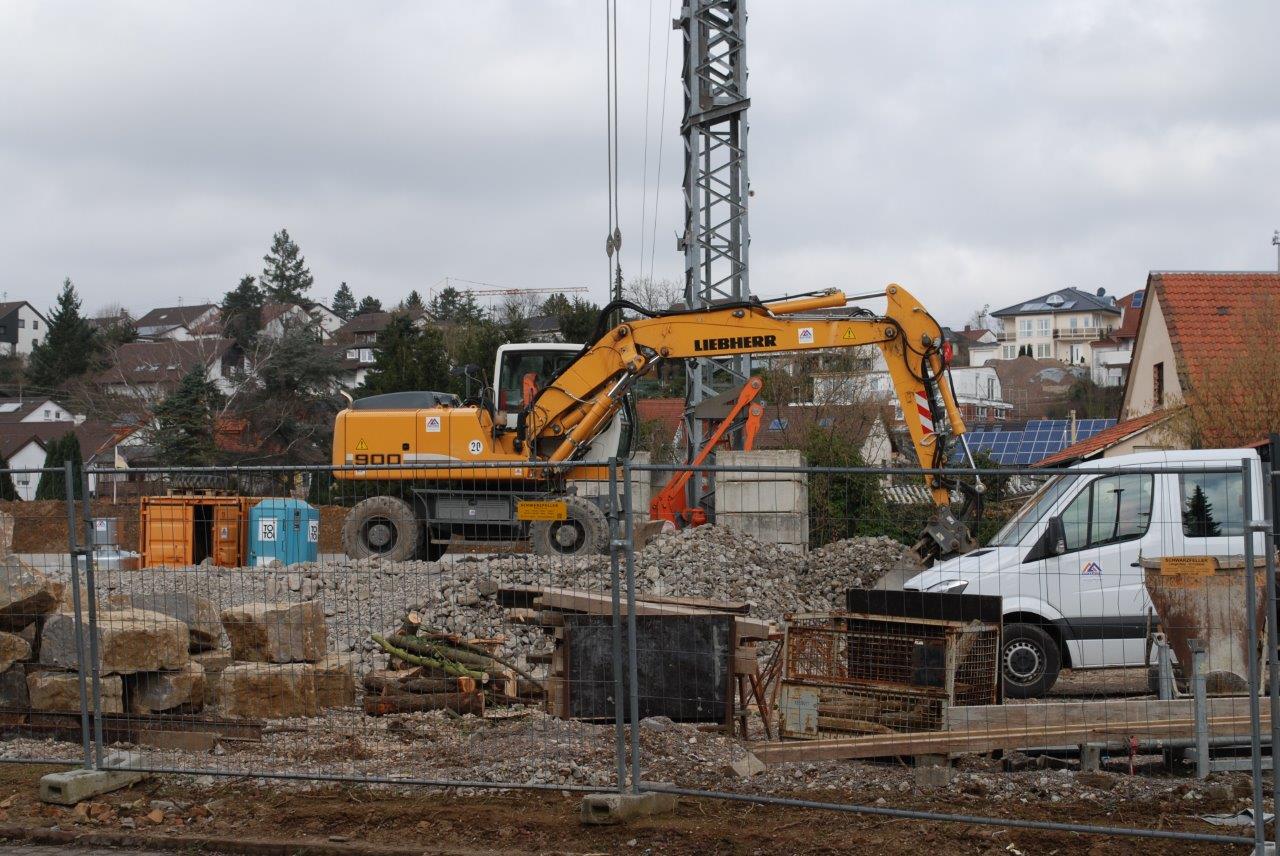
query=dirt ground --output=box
[0,763,1259,855]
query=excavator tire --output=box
[341,495,421,562]
[530,496,608,557]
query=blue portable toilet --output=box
[249,498,320,567]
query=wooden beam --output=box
[752,697,1269,764]
[533,588,773,639]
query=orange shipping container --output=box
[139,496,259,568]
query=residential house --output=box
[811,351,1011,425]
[1033,410,1177,468]
[755,403,895,466]
[0,302,50,358]
[330,310,429,389]
[956,327,999,367]
[991,288,1121,365]
[989,356,1089,420]
[1121,270,1280,420]
[524,315,563,343]
[0,420,123,500]
[303,302,345,339]
[0,397,79,424]
[95,338,245,400]
[1088,291,1144,388]
[259,302,317,339]
[133,304,220,340]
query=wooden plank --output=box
[534,588,772,639]
[752,703,1270,764]
[483,581,751,614]
[943,697,1256,732]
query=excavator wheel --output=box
[529,496,608,557]
[341,496,421,562]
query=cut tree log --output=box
[362,673,475,695]
[362,690,485,717]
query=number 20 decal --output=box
[468,440,483,455]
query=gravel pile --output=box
[800,535,918,605]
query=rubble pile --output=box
[801,535,918,604]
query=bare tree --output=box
[623,276,682,312]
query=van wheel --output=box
[530,496,608,557]
[1002,623,1060,699]
[341,496,420,562]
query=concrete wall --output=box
[714,449,809,554]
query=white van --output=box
[902,448,1269,697]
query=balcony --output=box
[1054,326,1112,340]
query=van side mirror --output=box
[1046,516,1066,555]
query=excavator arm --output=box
[524,284,979,562]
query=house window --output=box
[767,418,788,431]
[1036,343,1051,358]
[1002,345,1016,359]
[360,349,375,364]
[987,378,995,399]
[1131,292,1145,309]
[17,319,25,329]
[1153,361,1165,407]
[1036,318,1051,336]
[1018,319,1033,338]
[42,409,50,419]
[1069,316,1078,329]
[995,409,1006,420]
[976,406,988,419]
[32,320,38,330]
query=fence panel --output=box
[623,459,1267,848]
[4,461,630,793]
[0,466,92,767]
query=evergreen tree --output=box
[237,325,342,464]
[1183,484,1222,537]
[28,279,98,390]
[357,316,451,396]
[356,295,384,315]
[403,289,424,311]
[34,433,84,500]
[539,294,601,342]
[427,286,484,325]
[331,282,357,320]
[152,368,225,466]
[260,228,314,303]
[0,453,17,501]
[221,275,266,349]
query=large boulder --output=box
[40,609,189,675]
[0,556,61,631]
[220,602,326,664]
[128,662,205,714]
[220,663,318,718]
[108,592,221,652]
[0,631,30,673]
[191,650,233,706]
[0,665,28,711]
[27,671,123,713]
[313,653,356,709]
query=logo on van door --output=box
[1082,561,1102,576]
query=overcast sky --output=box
[2,1,1278,328]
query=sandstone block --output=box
[128,662,205,714]
[0,556,60,630]
[313,653,356,709]
[108,591,221,652]
[220,601,326,663]
[0,631,30,673]
[40,609,189,675]
[27,671,123,713]
[0,511,13,556]
[0,665,29,710]
[220,662,317,718]
[191,650,233,706]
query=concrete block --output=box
[220,601,327,663]
[718,511,808,554]
[717,449,805,470]
[913,754,953,788]
[1079,743,1102,772]
[716,480,808,514]
[39,751,146,805]
[580,789,678,825]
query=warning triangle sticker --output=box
[843,328,857,339]
[355,438,368,451]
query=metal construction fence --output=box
[0,456,1275,849]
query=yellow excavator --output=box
[332,284,979,563]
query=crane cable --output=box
[604,0,623,319]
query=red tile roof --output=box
[1114,291,1143,341]
[636,398,684,437]
[1149,271,1280,390]
[1034,410,1173,467]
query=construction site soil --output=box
[0,762,1258,855]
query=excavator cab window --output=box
[497,350,578,411]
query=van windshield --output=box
[987,474,1080,547]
